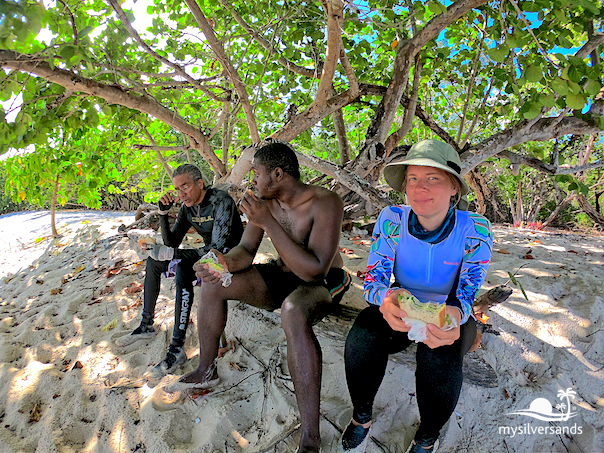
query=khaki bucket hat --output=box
[383,139,469,196]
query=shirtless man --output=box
[166,142,351,453]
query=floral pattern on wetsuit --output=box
[363,205,493,324]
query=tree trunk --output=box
[50,174,60,238]
[542,194,576,228]
[577,193,604,227]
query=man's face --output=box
[251,160,275,199]
[173,173,205,207]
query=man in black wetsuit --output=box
[116,164,243,380]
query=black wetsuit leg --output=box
[344,305,412,424]
[344,305,477,444]
[170,249,200,347]
[142,257,170,325]
[414,318,476,445]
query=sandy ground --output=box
[0,210,603,452]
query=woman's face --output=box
[405,165,458,225]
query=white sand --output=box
[0,211,603,452]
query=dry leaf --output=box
[568,250,578,254]
[100,285,114,295]
[339,247,354,255]
[70,360,83,371]
[74,265,87,274]
[356,270,366,279]
[496,249,510,254]
[102,317,119,332]
[61,274,73,284]
[88,297,102,306]
[29,403,42,423]
[50,288,63,295]
[523,254,535,260]
[4,275,16,284]
[229,362,242,371]
[124,282,143,294]
[35,279,44,285]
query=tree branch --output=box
[217,0,319,78]
[310,0,343,108]
[108,0,227,103]
[139,126,174,178]
[461,114,601,174]
[384,53,422,153]
[184,0,260,143]
[1,49,226,175]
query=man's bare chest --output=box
[271,206,313,244]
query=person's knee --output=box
[199,281,228,303]
[281,298,310,329]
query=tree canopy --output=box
[1,0,604,224]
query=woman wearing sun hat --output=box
[337,139,493,453]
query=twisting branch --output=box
[384,53,422,153]
[57,0,78,45]
[108,0,228,103]
[456,30,485,143]
[338,36,359,97]
[139,125,174,178]
[209,98,231,139]
[311,0,344,108]
[1,49,226,175]
[217,0,319,78]
[508,0,559,68]
[184,0,261,143]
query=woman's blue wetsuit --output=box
[344,205,492,446]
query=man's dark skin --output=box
[174,157,344,452]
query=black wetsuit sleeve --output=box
[160,206,190,248]
[206,194,240,253]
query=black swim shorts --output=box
[254,260,351,308]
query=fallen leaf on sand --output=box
[88,297,102,305]
[124,282,143,294]
[357,270,366,279]
[70,360,83,371]
[218,340,235,358]
[29,403,42,423]
[4,275,16,284]
[496,248,510,254]
[50,288,63,295]
[100,285,114,295]
[523,254,535,260]
[74,265,87,274]
[102,317,119,332]
[120,297,142,311]
[568,250,578,254]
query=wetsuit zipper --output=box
[427,243,433,284]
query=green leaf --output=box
[539,94,555,108]
[488,46,509,63]
[566,93,586,110]
[551,77,568,95]
[507,271,518,286]
[77,26,94,39]
[518,282,529,301]
[525,64,542,83]
[522,102,541,119]
[585,78,601,96]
